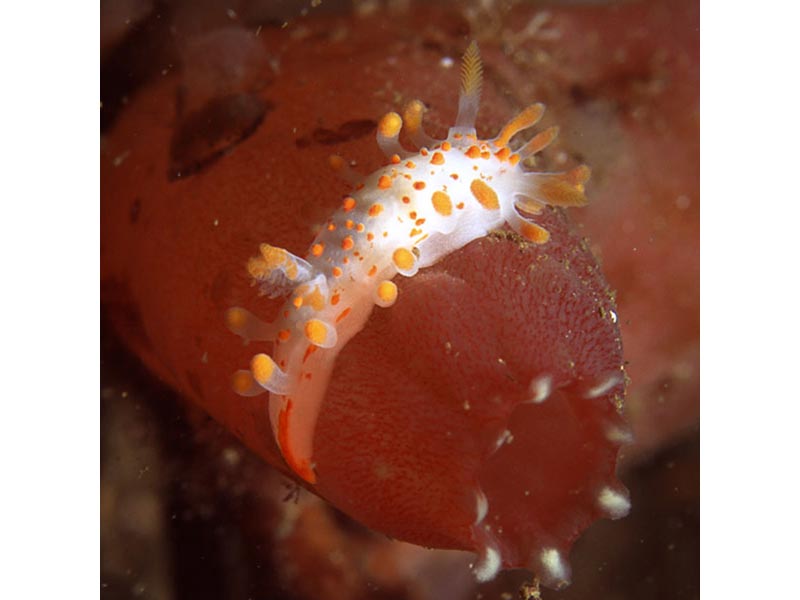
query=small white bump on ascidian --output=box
[472,544,501,582]
[584,372,623,399]
[527,374,552,404]
[474,489,489,525]
[597,487,631,519]
[539,548,570,588]
[605,425,634,444]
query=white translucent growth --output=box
[527,375,552,404]
[492,429,514,452]
[584,372,623,399]
[606,425,634,444]
[473,545,501,582]
[474,489,489,525]
[539,548,571,588]
[597,487,631,519]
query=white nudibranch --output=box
[226,41,591,484]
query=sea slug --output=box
[226,42,591,485]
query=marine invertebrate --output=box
[222,42,630,587]
[227,42,591,486]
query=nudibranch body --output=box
[227,42,590,484]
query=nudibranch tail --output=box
[228,40,593,489]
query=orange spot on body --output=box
[470,179,500,210]
[369,203,384,217]
[342,236,354,250]
[413,181,426,190]
[466,146,481,159]
[343,197,356,212]
[332,266,343,278]
[378,175,392,189]
[432,191,452,216]
[431,152,445,165]
[302,344,317,363]
[311,243,324,257]
[336,308,351,323]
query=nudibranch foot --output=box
[274,397,318,484]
